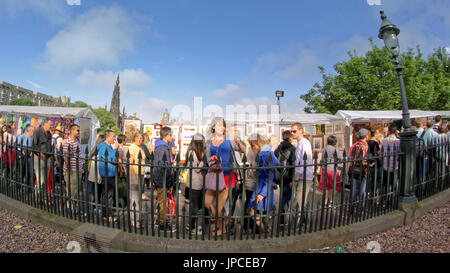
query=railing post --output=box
[399,131,418,203]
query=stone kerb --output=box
[0,189,449,253]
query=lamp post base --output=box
[399,195,418,203]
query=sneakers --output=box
[186,226,202,235]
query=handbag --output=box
[205,169,226,191]
[165,190,177,220]
[231,150,244,183]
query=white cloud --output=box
[212,84,247,99]
[274,49,320,80]
[131,93,174,124]
[75,68,153,95]
[27,80,47,90]
[41,5,142,72]
[331,34,373,60]
[0,0,70,25]
[235,96,275,107]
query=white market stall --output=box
[0,106,100,152]
[224,113,346,153]
[431,111,450,122]
[335,109,438,151]
[278,113,346,153]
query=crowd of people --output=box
[0,114,448,235]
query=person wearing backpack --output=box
[153,127,177,232]
[274,130,296,227]
[348,128,369,215]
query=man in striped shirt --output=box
[63,124,82,202]
[381,124,400,192]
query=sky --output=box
[0,0,448,124]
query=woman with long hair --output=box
[242,133,260,233]
[247,133,280,232]
[128,133,148,227]
[204,117,245,236]
[185,133,207,235]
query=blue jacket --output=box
[97,142,118,178]
[153,139,175,188]
[248,146,280,212]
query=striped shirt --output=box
[382,135,400,172]
[63,137,82,173]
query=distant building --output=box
[0,81,71,107]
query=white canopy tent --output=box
[431,111,450,119]
[336,110,439,127]
[279,113,343,125]
[0,106,100,151]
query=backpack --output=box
[275,146,293,184]
[52,135,63,153]
[416,130,426,158]
[349,141,367,177]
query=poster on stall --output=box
[180,125,197,161]
[143,125,153,139]
[181,125,196,140]
[167,125,180,155]
[124,120,142,144]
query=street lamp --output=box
[378,10,417,203]
[275,90,284,115]
[378,10,411,132]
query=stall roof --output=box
[223,112,343,125]
[432,111,450,118]
[0,105,100,128]
[280,113,343,125]
[336,110,438,126]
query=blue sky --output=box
[0,0,448,123]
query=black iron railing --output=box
[414,136,450,201]
[0,137,448,241]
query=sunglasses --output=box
[291,130,297,133]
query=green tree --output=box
[70,101,92,109]
[9,98,37,106]
[301,39,450,114]
[93,108,121,135]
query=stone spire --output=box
[110,73,121,127]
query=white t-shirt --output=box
[295,138,313,181]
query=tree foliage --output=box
[70,101,92,109]
[92,108,121,135]
[9,98,37,106]
[301,39,450,114]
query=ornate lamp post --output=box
[378,10,412,131]
[378,10,417,203]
